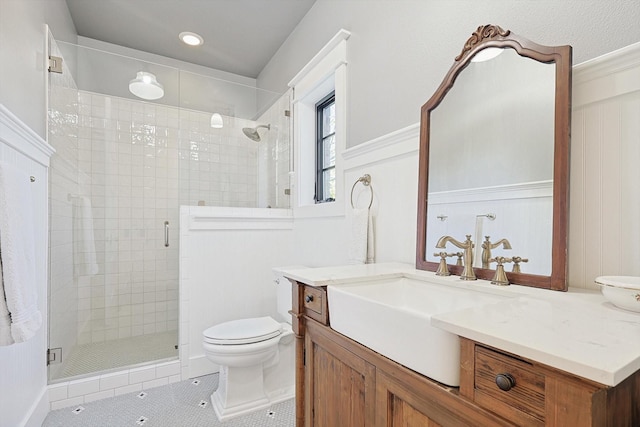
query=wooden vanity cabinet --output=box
[290,281,640,427]
[460,338,640,426]
[305,320,376,426]
[303,315,508,427]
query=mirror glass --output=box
[416,26,571,290]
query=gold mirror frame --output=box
[416,25,572,291]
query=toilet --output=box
[202,275,295,421]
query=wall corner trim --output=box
[343,122,420,171]
[186,206,294,231]
[573,41,640,107]
[0,104,55,166]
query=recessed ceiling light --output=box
[179,32,204,46]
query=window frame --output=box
[288,29,350,218]
[315,91,336,203]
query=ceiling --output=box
[64,0,317,79]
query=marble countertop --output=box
[276,262,640,387]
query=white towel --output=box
[0,161,41,344]
[348,208,375,264]
[0,256,13,345]
[73,196,98,276]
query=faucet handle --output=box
[490,256,513,265]
[454,252,463,267]
[511,256,529,273]
[433,251,457,276]
[489,257,512,286]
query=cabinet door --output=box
[377,369,514,427]
[305,321,376,427]
[385,392,443,427]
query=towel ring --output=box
[350,174,373,209]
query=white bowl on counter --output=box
[595,276,640,313]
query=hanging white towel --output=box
[366,212,375,264]
[0,161,41,344]
[0,256,13,345]
[73,196,98,276]
[348,208,375,264]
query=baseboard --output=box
[189,355,219,379]
[21,386,49,427]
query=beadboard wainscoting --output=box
[0,104,55,427]
[342,123,420,265]
[569,41,640,289]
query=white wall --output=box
[0,107,55,427]
[0,0,76,139]
[569,43,640,287]
[179,207,294,378]
[258,0,640,148]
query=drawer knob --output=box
[495,373,516,391]
[305,295,314,303]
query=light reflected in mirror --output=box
[427,48,555,276]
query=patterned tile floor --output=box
[43,374,295,427]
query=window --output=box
[288,28,349,217]
[315,92,336,203]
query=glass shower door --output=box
[48,40,179,380]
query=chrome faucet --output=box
[436,234,476,280]
[481,236,512,269]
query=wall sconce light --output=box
[129,71,164,100]
[210,113,224,128]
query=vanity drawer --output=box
[302,286,328,324]
[473,345,545,426]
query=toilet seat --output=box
[203,316,282,345]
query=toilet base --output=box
[211,391,271,421]
[210,364,269,421]
[210,362,295,421]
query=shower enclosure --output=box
[47,34,290,382]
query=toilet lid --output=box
[203,316,282,345]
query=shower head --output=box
[242,124,271,142]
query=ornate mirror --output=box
[416,25,572,290]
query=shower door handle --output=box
[164,221,169,247]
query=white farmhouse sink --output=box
[327,277,506,386]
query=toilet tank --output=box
[274,268,304,323]
[275,275,293,323]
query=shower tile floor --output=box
[58,331,178,379]
[43,373,295,427]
